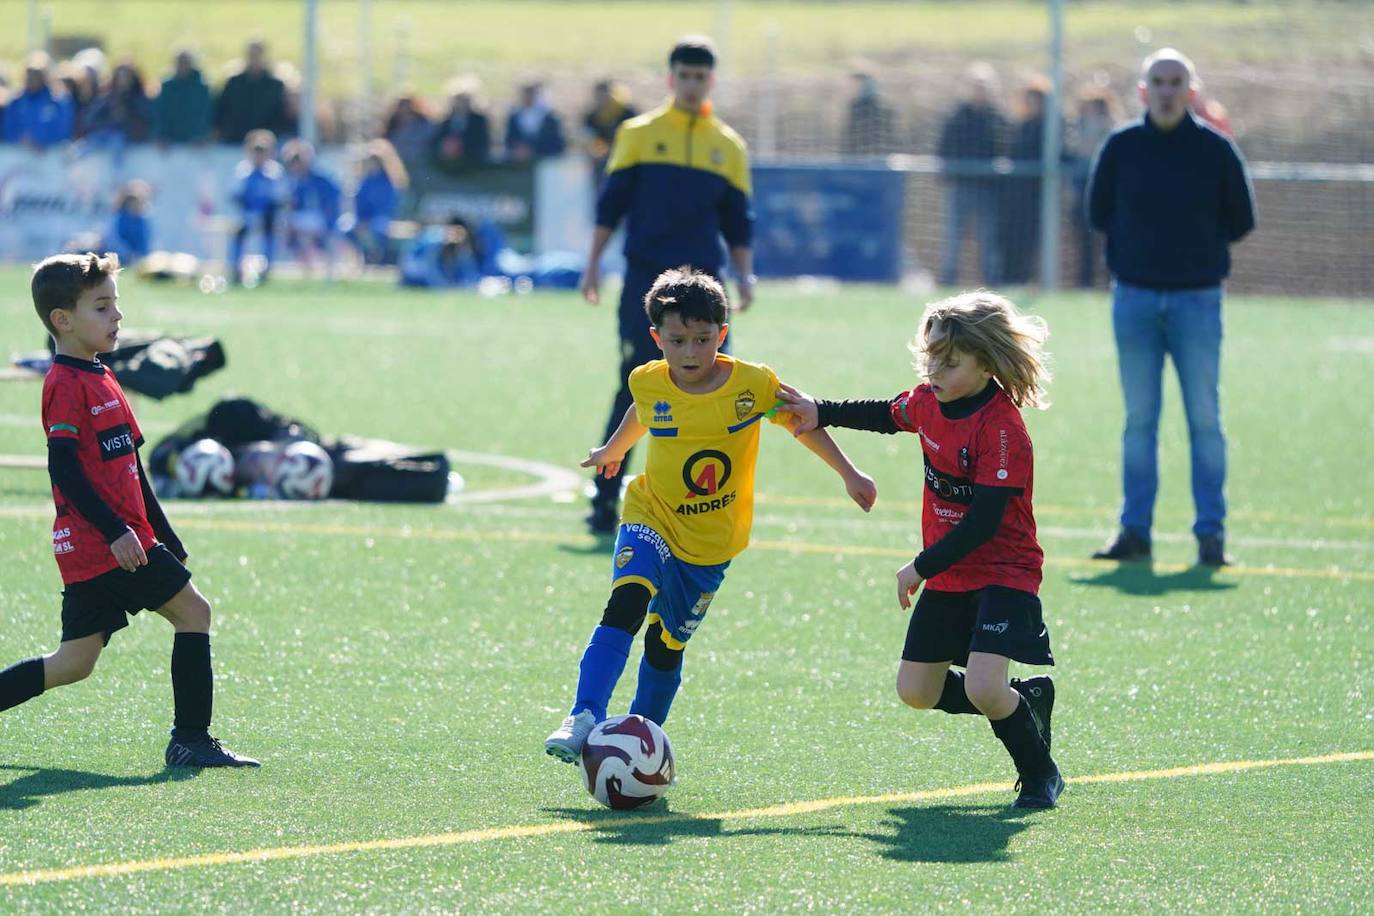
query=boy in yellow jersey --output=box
[546,268,876,762]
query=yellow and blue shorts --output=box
[611,523,729,650]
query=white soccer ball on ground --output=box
[271,441,333,500]
[579,714,676,810]
[174,438,235,498]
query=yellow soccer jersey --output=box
[621,355,797,566]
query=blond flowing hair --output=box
[910,291,1052,409]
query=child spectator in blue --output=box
[228,129,288,284]
[282,138,341,278]
[103,180,153,266]
[775,291,1063,809]
[339,139,407,266]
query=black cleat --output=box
[165,731,260,768]
[1197,535,1231,567]
[1013,762,1064,809]
[1091,529,1152,561]
[1011,675,1054,753]
[585,502,619,536]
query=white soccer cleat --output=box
[544,710,597,763]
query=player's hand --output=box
[580,445,623,479]
[111,529,148,572]
[846,471,877,512]
[773,382,820,435]
[896,560,924,610]
[580,264,601,305]
[735,276,755,312]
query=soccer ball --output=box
[271,441,333,500]
[579,714,676,810]
[233,440,281,487]
[174,438,235,498]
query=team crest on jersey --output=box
[734,390,756,421]
[959,446,971,471]
[615,546,635,569]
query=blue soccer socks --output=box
[629,655,682,725]
[571,625,633,722]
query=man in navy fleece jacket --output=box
[1086,47,1256,568]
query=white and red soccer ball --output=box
[271,441,333,500]
[579,714,676,810]
[174,438,235,497]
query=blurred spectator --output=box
[582,79,636,179]
[84,61,155,149]
[841,66,897,156]
[155,50,212,144]
[103,180,154,264]
[937,62,1007,286]
[400,217,484,287]
[1190,76,1232,137]
[504,81,566,163]
[228,129,288,283]
[340,139,409,265]
[433,76,491,169]
[55,55,101,139]
[1068,84,1121,287]
[214,40,290,144]
[282,138,341,276]
[4,53,75,148]
[1000,74,1056,285]
[382,91,436,163]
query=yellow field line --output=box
[1,750,1369,887]
[0,507,1370,582]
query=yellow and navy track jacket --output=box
[595,100,753,273]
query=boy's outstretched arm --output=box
[793,427,876,512]
[775,382,902,436]
[580,405,647,479]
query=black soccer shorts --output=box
[902,585,1054,667]
[60,544,192,644]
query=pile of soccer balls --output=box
[578,714,676,810]
[172,439,334,500]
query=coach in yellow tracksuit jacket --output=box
[579,36,755,534]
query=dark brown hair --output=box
[644,267,728,328]
[32,251,121,337]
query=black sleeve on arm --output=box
[914,484,1018,580]
[815,398,903,434]
[137,451,186,561]
[47,439,130,544]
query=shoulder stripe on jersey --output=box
[48,423,79,435]
[649,427,679,438]
[727,413,765,433]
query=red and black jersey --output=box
[891,383,1043,594]
[42,356,155,584]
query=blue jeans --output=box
[939,181,1002,287]
[1111,281,1226,540]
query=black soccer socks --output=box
[0,657,45,713]
[989,694,1054,778]
[170,632,213,733]
[934,669,980,715]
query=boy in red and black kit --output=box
[778,291,1061,809]
[0,252,257,768]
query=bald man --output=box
[1086,48,1256,567]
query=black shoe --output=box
[165,730,260,768]
[1013,762,1064,809]
[1091,529,1151,561]
[1197,535,1231,567]
[586,502,619,536]
[1011,675,1054,753]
